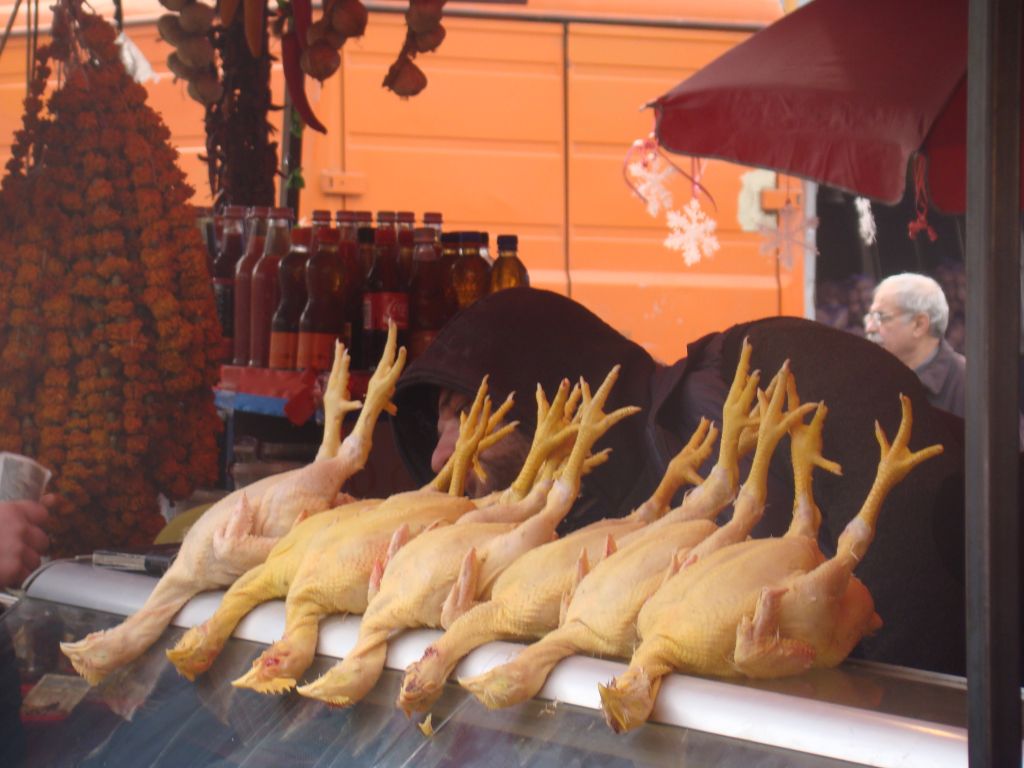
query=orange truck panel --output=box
[0,0,804,362]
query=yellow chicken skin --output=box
[458,346,810,711]
[61,327,405,685]
[165,498,383,681]
[397,417,720,716]
[296,367,640,707]
[600,394,942,734]
[228,378,527,693]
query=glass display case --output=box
[0,561,998,767]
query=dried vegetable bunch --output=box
[0,0,222,556]
[158,0,447,131]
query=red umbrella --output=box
[648,0,1022,213]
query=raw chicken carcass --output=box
[60,326,406,685]
[460,352,818,710]
[599,393,941,733]
[396,414,719,716]
[295,366,640,707]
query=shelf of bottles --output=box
[205,207,530,421]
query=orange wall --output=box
[0,1,806,364]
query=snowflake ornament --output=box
[758,200,818,269]
[625,156,675,217]
[665,198,721,266]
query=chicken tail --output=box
[166,565,275,680]
[398,601,511,716]
[62,568,196,685]
[459,621,587,709]
[232,599,325,693]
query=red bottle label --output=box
[362,292,409,331]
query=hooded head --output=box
[391,288,658,524]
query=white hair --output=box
[875,272,950,337]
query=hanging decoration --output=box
[665,197,721,266]
[758,198,819,269]
[624,134,720,266]
[0,0,222,556]
[854,196,877,245]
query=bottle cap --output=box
[423,212,443,225]
[457,231,482,246]
[316,228,341,245]
[247,205,272,218]
[497,234,518,250]
[290,227,312,246]
[336,210,356,223]
[270,207,295,220]
[397,211,415,224]
[374,226,397,245]
[224,205,247,218]
[413,227,436,244]
[441,232,458,246]
[312,209,332,222]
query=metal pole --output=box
[965,0,1021,765]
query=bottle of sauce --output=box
[489,234,530,292]
[310,208,333,248]
[439,231,460,318]
[232,206,270,365]
[408,226,446,359]
[423,211,443,236]
[337,211,364,369]
[212,205,245,363]
[250,207,294,368]
[450,231,491,311]
[396,211,416,288]
[269,226,311,370]
[362,226,409,369]
[297,228,347,371]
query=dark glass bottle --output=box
[249,207,294,368]
[409,226,447,359]
[297,228,347,372]
[362,226,409,369]
[489,234,530,292]
[438,231,460,318]
[269,226,311,370]
[232,206,270,366]
[356,225,375,285]
[211,205,245,363]
[337,213,364,369]
[397,211,416,288]
[450,231,491,311]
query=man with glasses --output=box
[864,272,966,418]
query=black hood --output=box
[391,287,658,518]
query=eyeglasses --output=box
[863,310,905,327]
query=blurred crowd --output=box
[815,259,966,354]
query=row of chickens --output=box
[60,326,942,733]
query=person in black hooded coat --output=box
[390,287,979,677]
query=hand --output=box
[0,493,53,589]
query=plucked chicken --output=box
[396,415,719,716]
[295,366,640,707]
[60,326,405,685]
[599,392,941,733]
[460,350,816,710]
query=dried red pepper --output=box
[281,30,327,133]
[292,0,312,51]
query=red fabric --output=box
[650,0,1023,212]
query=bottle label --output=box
[268,331,298,370]
[362,292,409,331]
[297,331,339,371]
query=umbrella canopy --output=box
[649,0,1022,212]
